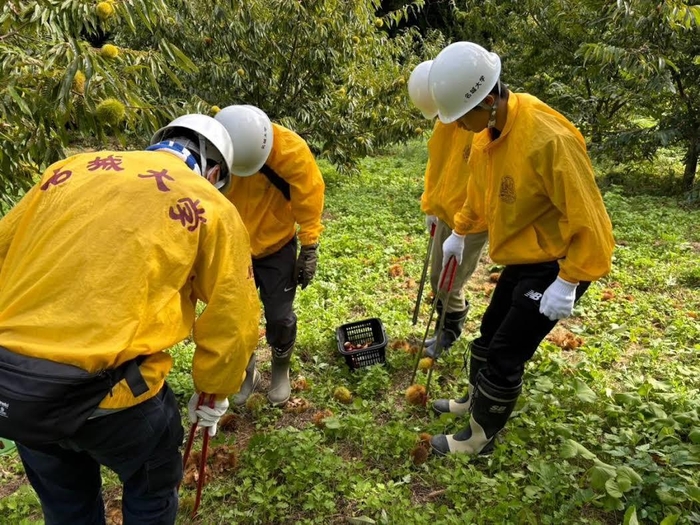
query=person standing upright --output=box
[408,60,488,359]
[426,42,615,456]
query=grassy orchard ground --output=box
[1,141,699,524]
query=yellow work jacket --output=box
[226,124,325,258]
[0,150,261,409]
[421,121,484,231]
[454,93,614,283]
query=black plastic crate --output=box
[336,318,387,371]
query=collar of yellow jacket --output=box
[474,92,521,149]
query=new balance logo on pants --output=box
[524,290,542,301]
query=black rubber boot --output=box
[431,341,489,416]
[424,303,469,359]
[430,371,521,456]
[268,346,293,407]
[232,353,261,406]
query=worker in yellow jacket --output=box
[215,105,325,407]
[426,42,615,457]
[0,114,260,523]
[408,61,488,358]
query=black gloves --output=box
[295,244,319,289]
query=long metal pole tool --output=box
[410,255,458,386]
[180,393,215,518]
[412,222,436,325]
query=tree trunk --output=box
[683,135,699,191]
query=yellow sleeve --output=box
[278,135,325,247]
[190,203,261,398]
[419,158,432,215]
[419,190,430,215]
[453,169,487,235]
[420,121,442,216]
[0,183,41,271]
[540,135,615,282]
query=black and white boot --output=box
[430,371,521,456]
[432,341,489,416]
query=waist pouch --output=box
[0,346,149,446]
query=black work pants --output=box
[474,261,590,388]
[17,383,184,525]
[253,236,298,351]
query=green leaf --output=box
[348,517,376,524]
[649,403,667,419]
[616,466,643,485]
[688,428,700,444]
[323,417,341,430]
[561,439,579,458]
[616,475,632,493]
[614,392,642,406]
[524,485,540,498]
[623,506,639,525]
[6,86,31,116]
[58,58,80,106]
[673,410,698,425]
[656,489,685,505]
[535,376,554,392]
[660,515,680,525]
[517,507,538,525]
[573,379,597,403]
[647,378,672,392]
[589,464,615,490]
[605,478,624,498]
[169,43,199,73]
[561,439,597,460]
[687,485,700,504]
[552,423,572,438]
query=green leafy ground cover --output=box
[1,142,699,524]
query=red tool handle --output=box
[180,393,215,517]
[191,394,214,516]
[430,222,436,238]
[180,392,206,489]
[439,255,458,292]
[180,425,197,489]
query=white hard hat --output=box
[215,105,273,177]
[150,114,234,179]
[428,42,501,124]
[408,60,438,119]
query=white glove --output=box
[539,277,578,321]
[425,215,438,234]
[441,231,465,268]
[187,393,229,437]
